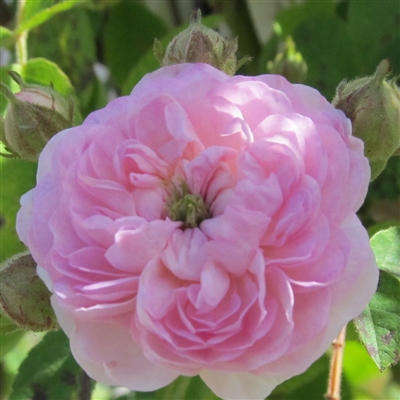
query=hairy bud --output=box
[0,71,75,162]
[332,60,400,180]
[0,252,58,332]
[154,9,251,75]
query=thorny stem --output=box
[326,325,347,400]
[15,0,28,65]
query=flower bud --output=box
[332,60,400,180]
[0,71,75,162]
[267,36,307,83]
[0,252,58,332]
[154,9,251,75]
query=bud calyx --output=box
[332,60,400,180]
[154,10,251,75]
[0,252,58,332]
[0,71,75,162]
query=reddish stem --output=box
[326,325,347,400]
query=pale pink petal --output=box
[200,369,283,400]
[17,63,378,399]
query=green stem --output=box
[207,0,261,75]
[15,0,28,65]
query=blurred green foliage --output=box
[0,0,399,399]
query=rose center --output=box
[167,183,211,229]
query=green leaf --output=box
[370,226,400,278]
[103,1,168,88]
[0,313,24,358]
[275,0,335,38]
[271,355,329,397]
[22,58,75,97]
[28,6,95,115]
[368,221,400,239]
[0,155,36,263]
[0,64,22,116]
[16,0,82,34]
[347,0,400,75]
[122,14,223,95]
[79,76,108,117]
[354,270,400,371]
[367,156,400,202]
[0,26,13,48]
[343,340,382,386]
[10,330,93,400]
[0,313,21,336]
[292,14,359,99]
[270,354,352,400]
[20,0,58,24]
[288,1,400,101]
[131,375,219,400]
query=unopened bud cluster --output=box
[154,10,251,76]
[0,71,75,162]
[333,60,400,180]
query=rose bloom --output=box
[17,63,378,399]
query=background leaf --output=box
[103,1,168,88]
[122,14,223,95]
[354,270,400,371]
[0,156,36,263]
[28,6,95,94]
[0,26,13,48]
[10,330,93,400]
[271,354,352,399]
[16,0,82,34]
[288,0,400,100]
[22,58,75,97]
[275,0,335,38]
[347,0,400,74]
[293,14,359,100]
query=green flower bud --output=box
[267,36,307,83]
[0,252,58,332]
[154,9,251,75]
[0,71,75,162]
[332,60,400,180]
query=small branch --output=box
[15,0,28,65]
[326,325,347,400]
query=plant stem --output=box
[15,0,28,65]
[326,325,347,400]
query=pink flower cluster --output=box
[17,63,378,399]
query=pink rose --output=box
[17,63,378,399]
